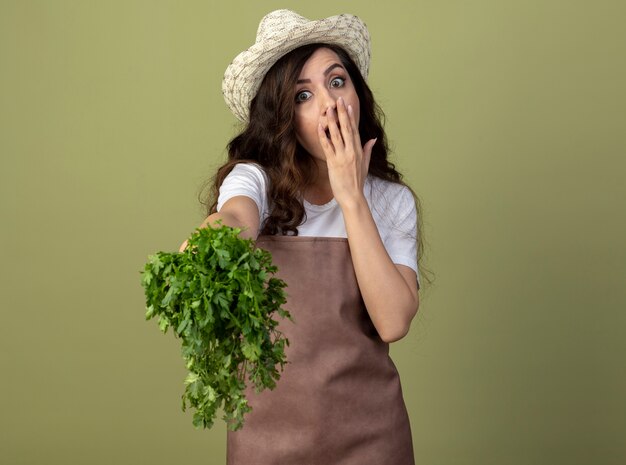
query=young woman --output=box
[180,9,426,464]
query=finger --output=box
[362,138,377,175]
[318,123,336,156]
[347,104,363,148]
[179,239,188,253]
[336,97,354,144]
[327,106,345,149]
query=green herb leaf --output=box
[140,223,291,431]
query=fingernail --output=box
[348,104,353,114]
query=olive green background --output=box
[1,0,624,464]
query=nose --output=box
[318,87,337,116]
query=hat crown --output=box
[256,9,308,40]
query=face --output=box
[293,47,360,163]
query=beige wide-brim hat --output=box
[222,9,371,123]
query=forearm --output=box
[341,196,418,342]
[179,210,257,252]
[198,211,257,240]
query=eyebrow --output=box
[296,63,345,84]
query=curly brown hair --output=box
[199,43,430,288]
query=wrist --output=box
[337,192,368,214]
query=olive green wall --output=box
[1,1,624,464]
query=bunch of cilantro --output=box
[140,223,292,431]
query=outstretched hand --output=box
[317,96,377,207]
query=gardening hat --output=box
[222,9,371,122]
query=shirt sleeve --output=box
[382,185,421,289]
[216,163,269,221]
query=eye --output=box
[295,90,312,103]
[330,77,345,88]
